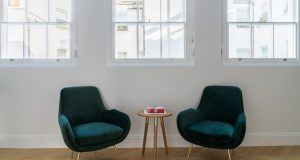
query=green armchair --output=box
[177,86,246,160]
[58,86,131,160]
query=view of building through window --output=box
[113,0,186,60]
[228,0,298,59]
[0,0,71,60]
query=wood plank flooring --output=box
[0,146,300,160]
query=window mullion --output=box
[46,24,49,59]
[46,0,50,58]
[23,24,25,59]
[272,23,275,59]
[24,0,28,59]
[0,0,3,59]
[25,0,28,21]
[0,25,1,59]
[137,24,139,59]
[137,0,140,59]
[251,23,254,58]
[160,0,162,59]
[167,0,170,58]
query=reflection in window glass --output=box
[144,25,161,58]
[227,0,298,60]
[113,0,186,60]
[0,24,24,59]
[274,25,296,58]
[253,24,273,58]
[162,24,184,58]
[115,24,138,59]
[229,24,251,58]
[48,24,70,59]
[0,0,72,60]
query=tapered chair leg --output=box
[227,149,232,160]
[187,144,193,160]
[76,152,80,160]
[113,145,119,159]
[232,149,235,157]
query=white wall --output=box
[0,0,300,148]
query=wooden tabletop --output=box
[137,110,173,118]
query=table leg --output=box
[142,117,149,155]
[153,118,158,160]
[160,117,169,154]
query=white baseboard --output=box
[1,133,300,148]
[0,135,65,148]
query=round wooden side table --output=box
[137,110,173,160]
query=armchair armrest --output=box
[177,108,204,130]
[232,113,246,148]
[58,115,77,150]
[101,109,131,132]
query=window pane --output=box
[27,0,48,22]
[144,0,160,22]
[229,24,251,58]
[138,24,145,58]
[115,24,137,59]
[143,25,161,58]
[228,0,250,22]
[4,0,26,22]
[24,25,47,59]
[49,0,71,22]
[253,24,273,58]
[162,24,184,58]
[0,24,24,59]
[115,0,141,22]
[48,24,70,59]
[9,0,22,7]
[272,0,297,22]
[274,24,296,58]
[161,0,185,22]
[251,0,271,22]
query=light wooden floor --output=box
[0,146,300,160]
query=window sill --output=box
[0,59,78,67]
[106,59,195,67]
[223,58,300,67]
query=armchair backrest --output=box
[198,86,244,125]
[59,86,105,126]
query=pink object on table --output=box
[147,106,155,113]
[156,106,165,113]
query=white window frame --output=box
[0,0,78,67]
[222,0,300,66]
[105,0,195,66]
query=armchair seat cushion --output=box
[185,120,234,143]
[73,122,124,146]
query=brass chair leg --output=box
[187,144,193,160]
[113,145,119,159]
[76,152,80,160]
[227,149,232,160]
[231,149,235,157]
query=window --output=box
[106,0,194,65]
[224,0,299,65]
[9,0,21,8]
[0,0,75,64]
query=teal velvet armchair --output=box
[177,86,246,160]
[58,86,131,160]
